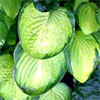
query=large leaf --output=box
[73,65,100,100]
[64,30,100,83]
[73,0,89,11]
[0,0,22,18]
[18,2,72,59]
[78,2,100,35]
[0,21,8,49]
[32,83,72,100]
[14,43,66,96]
[0,54,30,100]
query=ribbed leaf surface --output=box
[37,83,72,100]
[18,3,72,59]
[0,54,30,100]
[65,30,100,83]
[14,43,66,96]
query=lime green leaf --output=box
[18,3,72,59]
[64,30,100,83]
[0,21,8,49]
[0,54,13,84]
[0,0,22,18]
[32,83,72,100]
[14,43,66,96]
[73,0,89,11]
[0,54,29,100]
[78,2,100,35]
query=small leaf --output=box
[78,2,100,35]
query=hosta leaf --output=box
[0,54,13,84]
[78,2,100,35]
[18,3,72,59]
[32,83,72,100]
[0,0,22,18]
[0,21,8,49]
[0,54,29,100]
[64,30,100,83]
[14,43,66,96]
[73,0,89,11]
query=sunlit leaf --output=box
[64,30,100,83]
[18,2,72,59]
[14,43,66,96]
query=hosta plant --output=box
[0,0,100,99]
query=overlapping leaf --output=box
[14,43,66,96]
[18,3,72,59]
[64,30,100,83]
[32,83,72,100]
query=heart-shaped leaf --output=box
[18,3,72,59]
